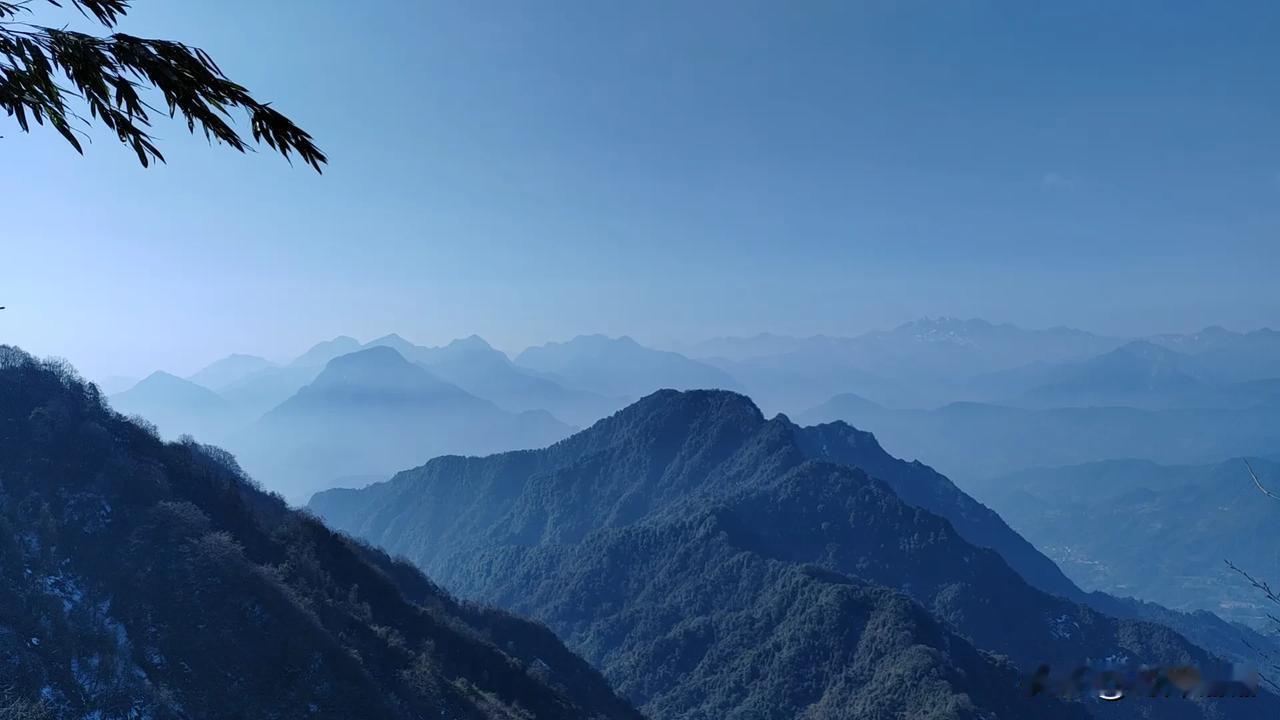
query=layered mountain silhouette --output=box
[117,321,1280,489]
[975,341,1227,410]
[683,321,1280,414]
[1146,327,1280,383]
[978,457,1280,626]
[692,319,1124,411]
[217,363,325,419]
[186,353,277,391]
[291,335,364,367]
[110,371,241,440]
[232,346,572,501]
[313,390,1269,718]
[0,347,640,720]
[211,338,368,419]
[515,335,741,401]
[366,333,623,426]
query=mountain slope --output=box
[232,346,572,500]
[515,335,741,400]
[792,420,1082,600]
[0,347,641,720]
[313,390,1267,718]
[790,419,1280,670]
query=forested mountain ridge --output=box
[313,389,1270,719]
[792,420,1082,600]
[0,346,640,720]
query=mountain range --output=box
[105,320,1280,552]
[681,320,1280,413]
[0,346,641,719]
[312,389,1273,718]
[799,395,1280,484]
[515,334,741,401]
[366,333,624,426]
[230,346,572,501]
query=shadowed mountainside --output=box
[0,346,641,720]
[314,389,1270,719]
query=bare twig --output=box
[1244,459,1279,500]
[1225,560,1280,608]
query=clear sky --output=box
[3,0,1278,380]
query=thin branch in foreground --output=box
[1244,459,1279,500]
[1225,560,1280,608]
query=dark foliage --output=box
[0,0,325,170]
[0,346,639,719]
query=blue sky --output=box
[2,0,1278,379]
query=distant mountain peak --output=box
[188,353,277,391]
[291,335,363,367]
[890,317,995,346]
[515,336,740,399]
[329,344,408,367]
[627,387,763,419]
[897,316,993,330]
[141,369,186,384]
[551,334,642,350]
[1113,339,1184,358]
[445,334,496,352]
[364,333,421,356]
[309,347,450,390]
[298,346,455,397]
[369,332,411,345]
[559,388,767,455]
[123,370,221,397]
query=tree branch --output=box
[1244,458,1279,500]
[0,0,325,171]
